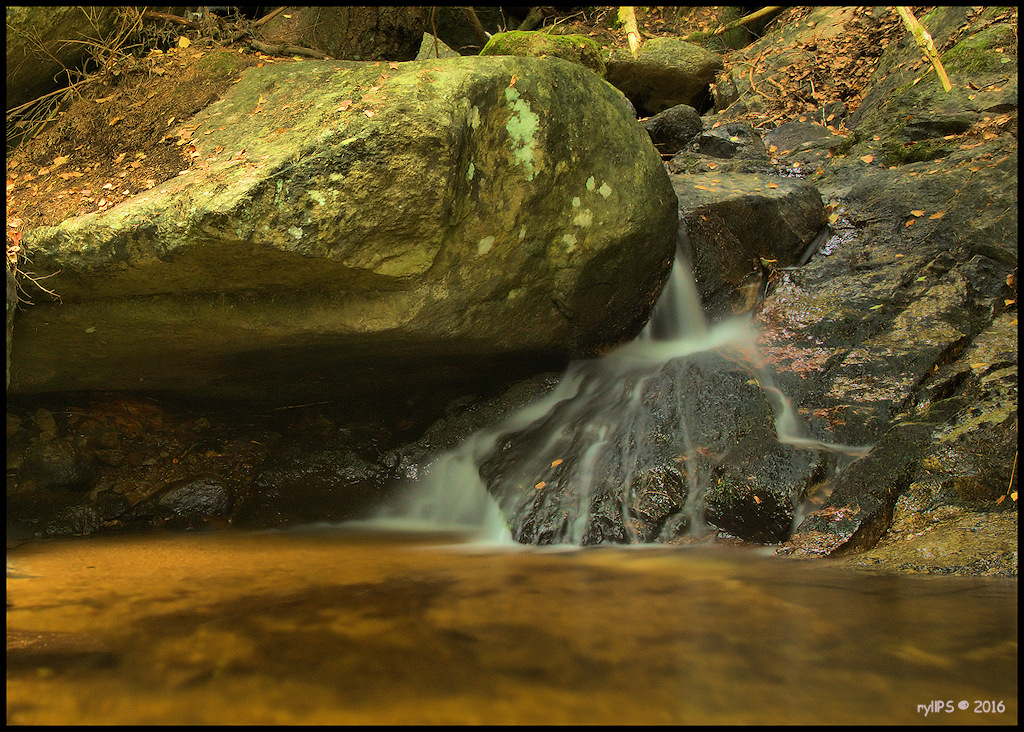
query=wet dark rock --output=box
[7,489,112,539]
[762,121,849,169]
[688,122,768,161]
[20,438,95,491]
[481,350,822,546]
[628,464,688,542]
[132,476,233,530]
[386,372,563,483]
[706,425,821,545]
[642,104,703,155]
[32,408,56,435]
[237,440,393,528]
[672,173,826,319]
[779,421,937,557]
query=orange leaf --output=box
[928,211,945,220]
[535,481,546,490]
[860,154,873,163]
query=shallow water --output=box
[6,530,1017,724]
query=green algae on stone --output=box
[480,31,606,77]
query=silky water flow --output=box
[363,224,871,544]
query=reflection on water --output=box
[6,530,1018,724]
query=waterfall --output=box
[362,224,869,544]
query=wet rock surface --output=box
[6,8,1017,574]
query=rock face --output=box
[6,6,122,111]
[258,6,426,62]
[10,56,677,407]
[605,38,724,115]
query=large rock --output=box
[605,37,724,115]
[673,173,827,317]
[480,30,607,77]
[258,6,425,62]
[6,6,122,111]
[10,56,677,407]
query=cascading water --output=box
[365,224,870,544]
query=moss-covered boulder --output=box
[11,56,677,408]
[480,30,606,77]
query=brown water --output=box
[6,529,1017,724]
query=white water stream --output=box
[361,229,870,544]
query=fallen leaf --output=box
[860,154,873,163]
[363,109,375,118]
[910,210,924,217]
[535,481,546,490]
[928,211,945,219]
[905,219,915,227]
[550,459,563,467]
[177,36,190,48]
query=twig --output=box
[140,11,201,31]
[518,7,545,32]
[685,6,786,42]
[249,39,332,60]
[462,7,490,47]
[617,6,642,59]
[896,6,952,92]
[254,7,286,28]
[711,6,786,37]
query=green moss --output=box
[480,31,606,77]
[880,134,952,165]
[942,26,1016,74]
[198,50,243,78]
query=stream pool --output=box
[6,529,1017,724]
